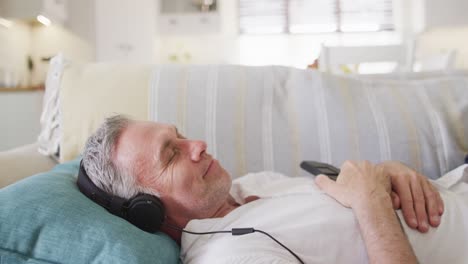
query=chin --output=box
[211,172,231,200]
[220,170,233,190]
[217,171,231,190]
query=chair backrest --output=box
[319,43,414,74]
[413,50,457,72]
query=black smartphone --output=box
[300,161,340,181]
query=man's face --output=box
[114,121,232,219]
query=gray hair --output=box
[82,115,140,199]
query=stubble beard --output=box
[198,172,232,216]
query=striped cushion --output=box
[150,65,468,179]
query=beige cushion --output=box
[0,143,57,188]
[59,63,152,162]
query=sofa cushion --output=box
[59,63,151,162]
[37,55,152,162]
[0,158,180,264]
[0,143,57,188]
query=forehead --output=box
[114,121,175,161]
[125,121,175,143]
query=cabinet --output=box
[158,0,220,34]
[159,13,220,35]
[95,0,156,63]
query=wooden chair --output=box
[413,50,457,72]
[318,43,414,74]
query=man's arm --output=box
[353,190,417,264]
[316,160,418,264]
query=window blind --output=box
[239,0,394,34]
[239,0,288,34]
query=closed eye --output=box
[167,148,179,164]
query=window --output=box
[239,0,394,34]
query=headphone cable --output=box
[163,223,305,264]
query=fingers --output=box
[315,174,336,194]
[434,183,445,215]
[315,174,350,208]
[244,195,260,204]
[410,176,429,233]
[393,180,419,229]
[422,180,443,227]
[391,191,400,209]
[381,161,444,232]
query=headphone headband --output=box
[77,162,128,217]
[76,160,165,233]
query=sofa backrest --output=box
[39,56,468,179]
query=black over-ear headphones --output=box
[76,161,165,233]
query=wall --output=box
[396,0,468,35]
[394,0,426,36]
[424,0,468,29]
[0,22,31,87]
[414,0,468,70]
[65,0,95,47]
[417,26,468,69]
[30,24,94,85]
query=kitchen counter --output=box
[0,85,44,92]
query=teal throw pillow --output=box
[0,158,180,264]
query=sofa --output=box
[1,54,467,263]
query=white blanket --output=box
[181,165,468,264]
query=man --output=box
[82,115,468,263]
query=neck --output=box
[210,195,240,218]
[160,220,184,245]
[161,195,240,244]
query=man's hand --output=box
[315,160,391,209]
[379,161,444,233]
[315,160,418,264]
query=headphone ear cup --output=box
[126,195,165,233]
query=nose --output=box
[188,140,207,162]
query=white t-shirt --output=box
[180,165,468,264]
